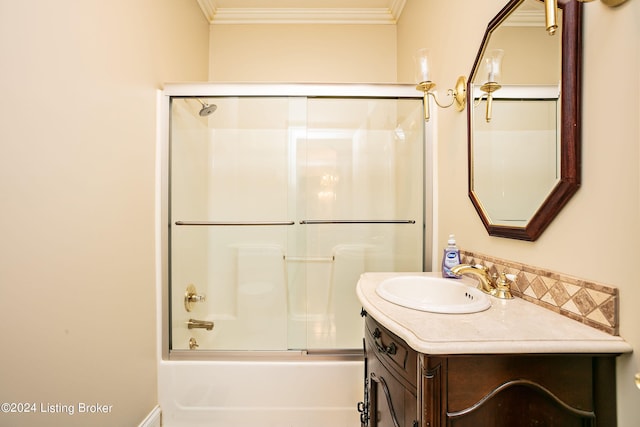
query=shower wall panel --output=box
[168,91,424,354]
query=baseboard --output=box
[138,405,161,427]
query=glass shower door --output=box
[170,96,297,351]
[168,93,424,354]
[293,97,424,351]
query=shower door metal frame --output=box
[158,83,432,361]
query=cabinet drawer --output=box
[366,315,417,388]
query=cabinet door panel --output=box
[447,382,594,427]
[369,372,417,427]
[370,372,402,427]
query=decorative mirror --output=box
[467,0,581,241]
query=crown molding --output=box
[210,8,397,25]
[196,0,217,22]
[389,0,406,21]
[197,0,406,25]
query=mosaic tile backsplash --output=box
[460,250,619,336]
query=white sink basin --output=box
[375,276,491,314]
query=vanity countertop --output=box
[357,272,632,355]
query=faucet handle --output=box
[188,294,206,303]
[475,264,492,275]
[184,284,206,312]
[492,273,514,299]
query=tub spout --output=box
[187,319,214,331]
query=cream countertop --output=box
[357,272,633,355]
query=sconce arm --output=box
[473,93,488,108]
[424,76,467,112]
[428,90,457,109]
[416,76,467,122]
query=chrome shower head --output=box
[196,99,217,117]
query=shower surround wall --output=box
[158,83,428,426]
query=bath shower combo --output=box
[157,83,431,427]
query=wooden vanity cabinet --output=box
[363,314,618,427]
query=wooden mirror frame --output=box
[467,0,582,241]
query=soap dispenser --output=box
[442,234,461,278]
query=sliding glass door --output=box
[169,92,424,353]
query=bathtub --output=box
[158,358,363,427]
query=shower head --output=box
[196,99,217,117]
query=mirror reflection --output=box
[468,0,581,241]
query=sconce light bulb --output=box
[484,49,504,83]
[413,48,432,85]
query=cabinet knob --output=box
[635,373,640,390]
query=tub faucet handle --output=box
[189,294,206,303]
[185,284,206,312]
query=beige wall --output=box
[209,24,397,82]
[2,0,636,425]
[398,0,640,426]
[0,1,209,426]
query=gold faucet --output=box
[450,264,513,299]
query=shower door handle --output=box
[175,221,295,226]
[176,220,415,225]
[299,220,415,225]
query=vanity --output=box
[356,272,632,427]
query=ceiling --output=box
[196,0,407,24]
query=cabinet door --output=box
[366,338,418,427]
[369,371,417,427]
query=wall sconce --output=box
[413,48,467,122]
[474,49,504,123]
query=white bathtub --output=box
[158,359,364,427]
